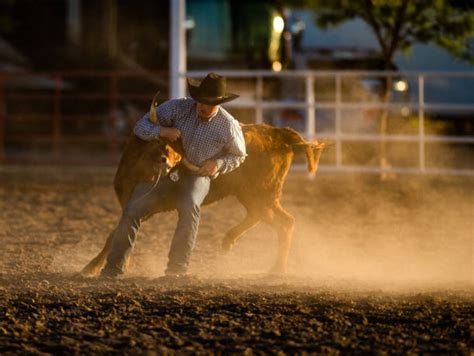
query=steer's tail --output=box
[280,127,331,175]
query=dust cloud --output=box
[133,171,472,290]
[1,164,471,290]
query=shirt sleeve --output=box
[215,122,247,175]
[133,99,178,141]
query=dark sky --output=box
[291,9,474,72]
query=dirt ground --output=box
[0,166,472,354]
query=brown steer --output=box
[81,99,328,276]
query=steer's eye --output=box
[161,156,167,163]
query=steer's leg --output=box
[268,204,295,274]
[80,227,146,277]
[221,214,260,252]
[80,229,116,277]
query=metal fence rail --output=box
[0,70,167,164]
[187,70,474,176]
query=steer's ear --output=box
[311,139,333,149]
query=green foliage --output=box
[294,0,474,65]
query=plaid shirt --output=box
[134,97,246,176]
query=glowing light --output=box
[401,106,410,117]
[273,16,284,33]
[272,61,282,72]
[393,80,408,92]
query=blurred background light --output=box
[393,79,408,92]
[272,61,282,72]
[400,106,410,117]
[273,16,285,33]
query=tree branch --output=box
[386,0,410,64]
[362,0,388,55]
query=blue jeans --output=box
[102,171,211,276]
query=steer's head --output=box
[161,144,182,174]
[150,92,199,173]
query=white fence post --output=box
[256,76,263,124]
[305,74,315,140]
[335,74,342,167]
[418,75,426,172]
[170,0,186,99]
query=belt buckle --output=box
[169,169,180,182]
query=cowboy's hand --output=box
[197,160,219,177]
[159,127,181,142]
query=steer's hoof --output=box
[72,272,91,280]
[80,265,100,278]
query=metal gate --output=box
[187,70,474,176]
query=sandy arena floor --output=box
[0,166,472,354]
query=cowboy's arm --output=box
[214,123,247,175]
[133,100,180,141]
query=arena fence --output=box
[0,70,473,176]
[0,70,168,165]
[187,70,474,176]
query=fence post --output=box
[109,73,119,158]
[418,75,425,172]
[305,74,315,140]
[52,75,62,161]
[335,74,342,167]
[0,76,5,163]
[256,76,263,124]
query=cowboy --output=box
[101,73,246,278]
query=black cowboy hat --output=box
[187,72,239,105]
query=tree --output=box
[294,0,474,177]
[305,0,474,67]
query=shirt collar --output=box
[206,109,219,121]
[197,105,220,122]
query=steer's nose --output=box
[160,156,172,174]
